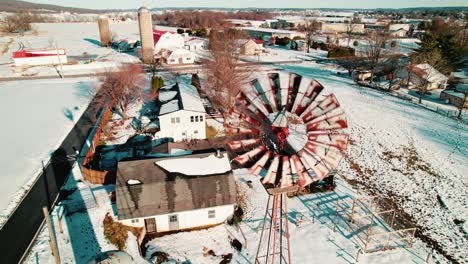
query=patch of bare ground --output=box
[382,144,441,178]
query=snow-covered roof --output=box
[155,153,231,176]
[241,27,305,35]
[410,64,448,83]
[116,151,236,219]
[157,82,206,116]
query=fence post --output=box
[43,207,61,264]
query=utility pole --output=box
[43,206,61,264]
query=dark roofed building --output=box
[116,151,236,233]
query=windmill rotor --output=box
[226,71,349,194]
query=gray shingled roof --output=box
[116,151,236,220]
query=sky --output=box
[26,0,468,10]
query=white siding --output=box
[158,110,206,141]
[14,55,68,67]
[120,204,234,232]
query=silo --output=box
[138,7,154,64]
[97,15,111,47]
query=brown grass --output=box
[103,213,142,250]
[206,124,218,139]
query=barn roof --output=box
[13,48,66,59]
[157,82,206,116]
[116,151,236,220]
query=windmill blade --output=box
[228,108,262,127]
[307,133,349,150]
[304,141,344,170]
[280,155,294,188]
[291,155,313,188]
[250,150,272,176]
[266,72,281,111]
[227,138,261,152]
[235,92,267,120]
[262,154,280,185]
[298,149,331,181]
[305,109,348,131]
[232,145,266,166]
[242,83,272,117]
[225,124,260,135]
[292,79,324,116]
[286,73,302,112]
[301,93,340,123]
[252,76,278,113]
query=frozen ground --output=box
[0,77,95,224]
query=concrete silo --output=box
[138,7,154,64]
[97,15,111,47]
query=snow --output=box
[0,22,142,78]
[126,179,142,185]
[178,82,206,113]
[158,90,178,102]
[155,153,231,176]
[0,77,94,224]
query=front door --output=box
[144,218,157,233]
[168,214,179,231]
[178,58,183,64]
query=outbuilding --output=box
[116,151,236,234]
[156,82,206,141]
[12,48,67,67]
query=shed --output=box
[13,48,67,67]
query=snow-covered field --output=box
[279,64,467,263]
[0,77,95,224]
[0,22,154,78]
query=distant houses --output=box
[156,82,207,141]
[116,150,236,234]
[398,63,448,90]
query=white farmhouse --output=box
[389,24,411,32]
[158,48,195,65]
[184,38,207,51]
[116,151,236,234]
[12,48,67,67]
[157,82,206,141]
[153,30,184,52]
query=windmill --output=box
[225,72,349,264]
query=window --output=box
[195,116,199,122]
[190,116,194,122]
[169,215,178,222]
[171,117,175,123]
[176,117,180,123]
[131,219,140,223]
[194,130,198,134]
[208,210,216,219]
[186,57,192,60]
[182,132,186,136]
[170,59,175,62]
[199,115,204,122]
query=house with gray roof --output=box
[116,150,236,233]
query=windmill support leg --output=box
[255,193,292,264]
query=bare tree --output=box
[299,19,321,53]
[335,56,367,78]
[344,21,357,48]
[203,29,252,114]
[0,13,33,33]
[92,64,148,121]
[364,31,388,83]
